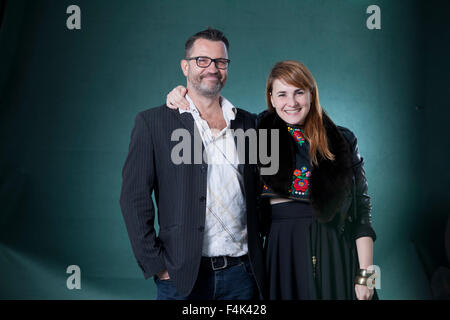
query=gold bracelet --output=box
[357,269,375,278]
[354,275,368,286]
[354,275,376,287]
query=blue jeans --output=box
[155,258,258,300]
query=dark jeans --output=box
[155,258,258,300]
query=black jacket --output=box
[256,110,376,242]
[120,105,265,297]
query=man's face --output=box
[181,38,228,97]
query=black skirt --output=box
[265,201,363,300]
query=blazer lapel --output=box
[230,109,244,146]
[175,109,196,135]
[172,108,206,164]
[230,109,247,179]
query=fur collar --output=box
[257,110,353,223]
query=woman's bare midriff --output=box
[269,197,294,205]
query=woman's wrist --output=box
[354,268,375,286]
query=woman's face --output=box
[270,78,311,126]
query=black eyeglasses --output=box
[185,56,231,70]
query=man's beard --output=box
[189,72,225,97]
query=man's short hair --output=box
[185,27,229,58]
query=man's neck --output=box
[187,87,222,119]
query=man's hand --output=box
[157,269,170,280]
[166,85,189,110]
[355,284,374,300]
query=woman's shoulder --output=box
[256,110,277,129]
[337,125,357,147]
[336,125,364,166]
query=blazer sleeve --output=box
[119,112,166,278]
[348,131,377,242]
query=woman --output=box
[166,60,377,300]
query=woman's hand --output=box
[355,284,374,300]
[166,85,189,110]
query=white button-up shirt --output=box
[179,95,248,257]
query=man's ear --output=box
[180,59,188,77]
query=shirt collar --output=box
[179,94,237,122]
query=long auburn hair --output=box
[265,60,334,165]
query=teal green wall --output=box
[1,0,448,299]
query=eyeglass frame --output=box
[185,56,231,70]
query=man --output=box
[120,28,265,300]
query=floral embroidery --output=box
[287,128,311,196]
[289,166,311,196]
[264,167,311,198]
[262,126,311,199]
[293,178,308,192]
[287,126,306,147]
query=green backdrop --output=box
[0,0,449,299]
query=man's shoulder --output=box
[138,104,169,117]
[137,104,180,124]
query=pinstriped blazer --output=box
[119,104,265,297]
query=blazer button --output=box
[198,226,204,232]
[200,196,206,202]
[201,166,207,173]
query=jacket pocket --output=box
[158,224,180,233]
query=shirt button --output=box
[200,196,206,202]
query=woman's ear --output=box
[270,92,275,109]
